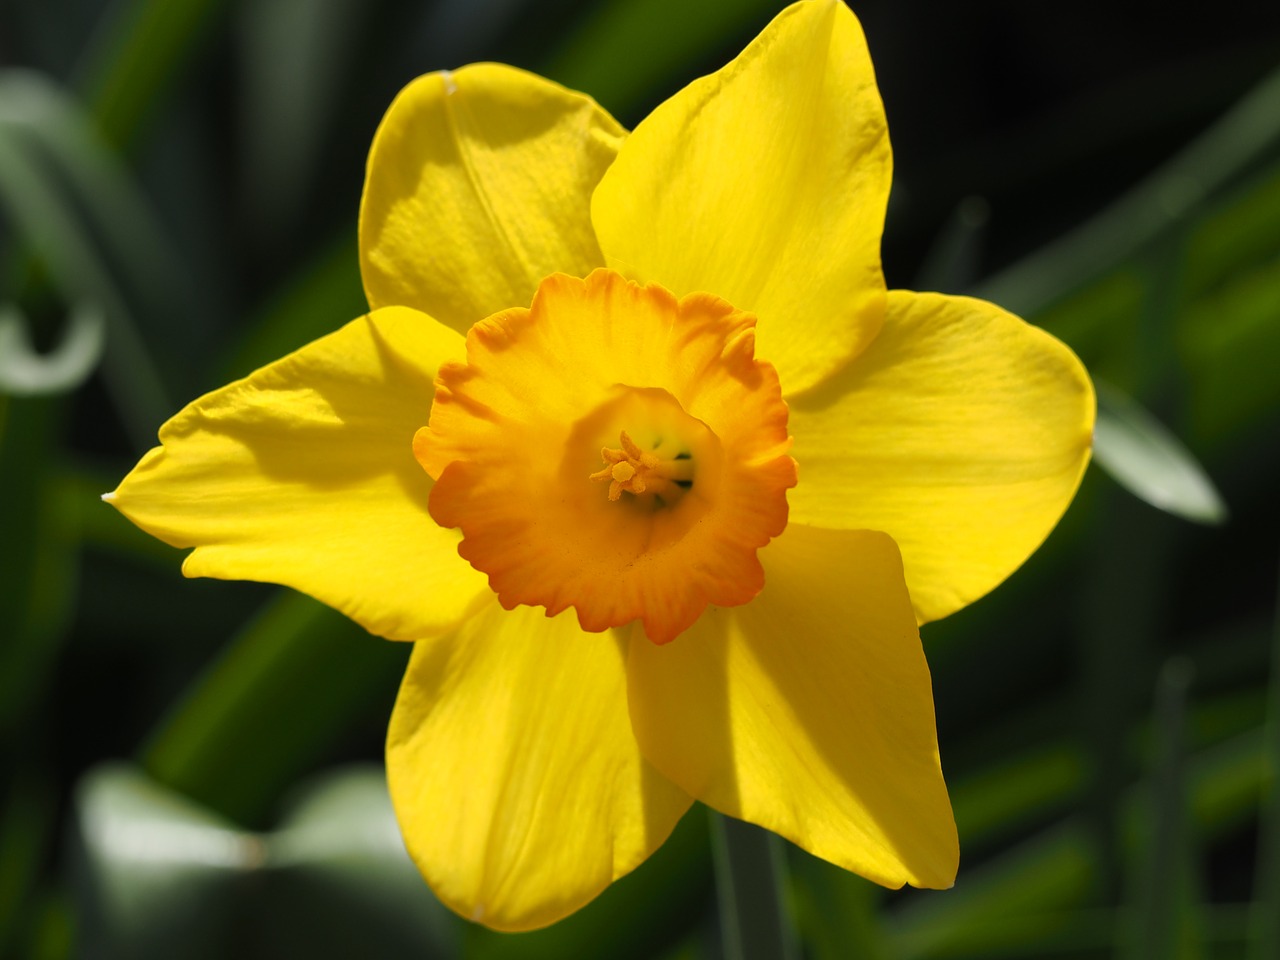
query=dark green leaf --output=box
[69,764,457,959]
[142,591,407,826]
[1092,383,1228,524]
[542,0,784,122]
[0,303,104,395]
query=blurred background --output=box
[2,0,1279,957]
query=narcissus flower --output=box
[106,0,1094,932]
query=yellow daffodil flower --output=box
[105,0,1094,932]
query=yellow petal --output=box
[106,307,489,640]
[591,0,890,395]
[359,63,625,333]
[387,599,692,931]
[788,290,1095,624]
[627,524,957,889]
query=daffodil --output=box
[106,0,1094,932]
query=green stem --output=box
[1249,555,1280,960]
[710,811,799,960]
[1131,658,1198,960]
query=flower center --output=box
[559,383,724,528]
[414,269,796,644]
[590,430,694,502]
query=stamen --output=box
[590,430,695,502]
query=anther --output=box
[590,430,694,502]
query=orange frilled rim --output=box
[414,269,797,643]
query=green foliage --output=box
[0,304,104,396]
[1093,383,1227,525]
[70,764,457,958]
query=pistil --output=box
[590,430,695,501]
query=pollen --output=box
[589,430,696,502]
